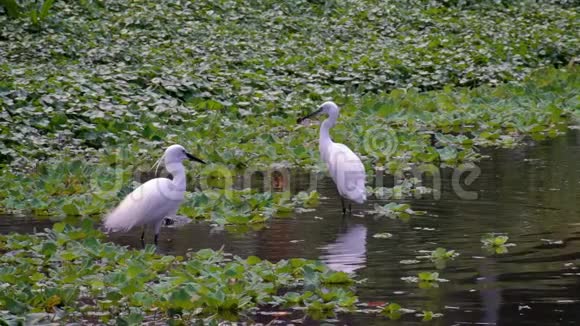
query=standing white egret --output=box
[298,101,366,213]
[103,144,205,245]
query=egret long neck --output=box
[166,162,186,190]
[319,118,335,154]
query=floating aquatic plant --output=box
[402,272,449,289]
[0,221,359,323]
[481,233,515,254]
[369,203,426,220]
[417,247,460,269]
[178,189,320,225]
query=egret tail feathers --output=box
[351,188,366,204]
[103,200,140,232]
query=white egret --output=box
[103,144,205,245]
[298,101,366,213]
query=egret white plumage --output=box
[103,144,205,245]
[298,101,366,213]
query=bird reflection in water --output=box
[319,224,367,273]
[479,260,501,324]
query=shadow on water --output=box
[2,130,580,324]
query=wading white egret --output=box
[103,144,205,245]
[298,101,366,213]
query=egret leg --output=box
[341,197,346,215]
[153,219,163,247]
[140,226,146,248]
[348,202,352,213]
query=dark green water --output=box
[2,130,580,325]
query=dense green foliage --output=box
[0,0,579,322]
[1,0,578,167]
[0,0,578,251]
[0,0,56,29]
[0,157,322,221]
[0,221,358,323]
[1,67,577,217]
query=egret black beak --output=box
[186,152,206,164]
[297,107,323,124]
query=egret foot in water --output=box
[340,197,354,215]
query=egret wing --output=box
[326,143,367,203]
[103,178,184,232]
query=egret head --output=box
[152,144,206,175]
[164,144,206,164]
[297,101,339,124]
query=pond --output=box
[2,130,580,325]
